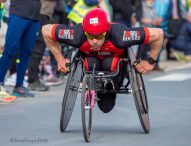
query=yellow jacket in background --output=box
[67,0,97,24]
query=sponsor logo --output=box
[98,51,111,56]
[90,17,98,24]
[123,31,140,41]
[86,51,111,56]
[58,29,74,39]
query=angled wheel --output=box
[128,64,150,133]
[81,74,92,142]
[60,61,82,132]
[127,47,150,133]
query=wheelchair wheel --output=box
[60,61,82,132]
[128,64,150,133]
[81,74,92,142]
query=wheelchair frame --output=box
[60,48,150,142]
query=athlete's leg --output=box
[97,57,122,113]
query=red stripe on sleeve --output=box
[143,27,150,45]
[51,24,59,42]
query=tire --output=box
[129,64,150,133]
[81,74,92,142]
[60,61,82,132]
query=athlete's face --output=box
[85,32,106,50]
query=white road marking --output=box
[173,63,191,70]
[150,73,191,81]
[164,62,191,71]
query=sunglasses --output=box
[85,32,106,40]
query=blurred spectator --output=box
[136,0,156,60]
[0,0,40,97]
[169,0,191,61]
[0,0,16,102]
[140,0,157,27]
[39,49,64,86]
[0,1,5,47]
[165,0,182,60]
[0,85,16,102]
[0,0,19,85]
[0,1,4,27]
[152,0,171,71]
[179,0,191,19]
[109,0,141,27]
[53,0,69,25]
[1,0,9,23]
[67,0,102,24]
[154,0,171,31]
[28,0,57,91]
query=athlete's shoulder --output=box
[107,23,130,47]
[54,23,86,47]
[107,23,148,48]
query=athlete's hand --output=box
[134,60,155,74]
[57,58,70,73]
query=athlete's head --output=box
[82,8,110,50]
[82,8,110,35]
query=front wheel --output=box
[81,74,92,142]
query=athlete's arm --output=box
[109,24,163,60]
[109,23,164,73]
[136,28,164,73]
[42,24,70,73]
[147,27,164,60]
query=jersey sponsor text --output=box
[123,31,140,41]
[58,29,74,40]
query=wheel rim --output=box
[129,66,150,133]
[81,75,92,142]
[60,62,82,132]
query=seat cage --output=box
[72,49,133,95]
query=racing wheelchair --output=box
[60,47,150,142]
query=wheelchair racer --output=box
[42,8,164,113]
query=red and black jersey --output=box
[51,23,150,59]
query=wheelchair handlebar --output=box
[66,62,71,68]
[75,57,129,78]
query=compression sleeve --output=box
[51,23,86,48]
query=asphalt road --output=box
[0,63,191,146]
